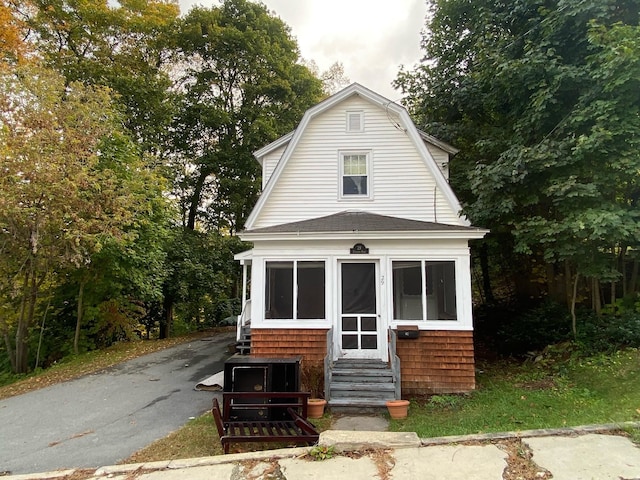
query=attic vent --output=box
[346,111,363,132]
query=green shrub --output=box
[475,300,571,356]
[575,310,640,355]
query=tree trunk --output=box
[571,272,579,337]
[35,297,51,370]
[187,168,208,230]
[593,278,602,315]
[564,261,572,310]
[160,295,173,339]
[3,330,16,373]
[479,243,494,304]
[15,257,38,374]
[631,258,639,294]
[620,246,628,296]
[74,280,86,355]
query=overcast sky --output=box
[177,0,428,101]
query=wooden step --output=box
[330,382,395,392]
[328,397,390,408]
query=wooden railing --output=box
[324,328,333,401]
[389,329,401,399]
[236,299,251,342]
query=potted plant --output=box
[301,363,326,418]
[385,399,410,419]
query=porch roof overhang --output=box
[234,249,254,263]
[239,211,488,242]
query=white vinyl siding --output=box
[253,96,459,229]
[261,144,288,188]
[425,143,450,180]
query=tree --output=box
[172,0,324,233]
[303,59,351,96]
[396,0,640,317]
[0,0,28,66]
[19,0,179,152]
[0,64,167,371]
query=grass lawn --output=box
[392,348,640,438]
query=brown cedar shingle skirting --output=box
[396,330,475,395]
[251,328,474,395]
[250,329,327,366]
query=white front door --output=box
[338,261,385,359]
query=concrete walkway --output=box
[4,422,640,479]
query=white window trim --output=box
[338,150,373,200]
[263,259,328,322]
[386,256,472,330]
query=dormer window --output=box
[340,151,371,198]
[346,111,364,133]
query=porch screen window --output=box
[265,261,325,320]
[341,153,369,197]
[392,260,457,321]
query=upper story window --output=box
[346,111,364,133]
[340,152,371,198]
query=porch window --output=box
[392,260,457,321]
[264,261,325,320]
[340,152,370,197]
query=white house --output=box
[234,83,487,406]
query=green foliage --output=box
[172,0,323,232]
[308,445,335,461]
[162,229,245,334]
[575,311,640,355]
[25,0,180,152]
[397,0,640,310]
[475,300,573,355]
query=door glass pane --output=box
[341,263,376,314]
[361,335,378,349]
[297,261,325,319]
[342,335,358,349]
[426,261,457,320]
[265,262,293,319]
[361,316,377,331]
[342,316,357,331]
[392,261,423,320]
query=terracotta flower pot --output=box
[307,398,327,419]
[386,399,410,419]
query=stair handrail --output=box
[389,329,401,399]
[236,299,252,342]
[324,328,333,400]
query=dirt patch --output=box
[497,439,551,480]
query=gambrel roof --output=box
[243,83,470,231]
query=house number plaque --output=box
[350,243,369,254]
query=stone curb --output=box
[420,421,640,446]
[6,422,640,479]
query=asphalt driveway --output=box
[0,330,236,475]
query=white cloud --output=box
[178,0,427,100]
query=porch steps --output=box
[328,359,396,410]
[235,326,251,355]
